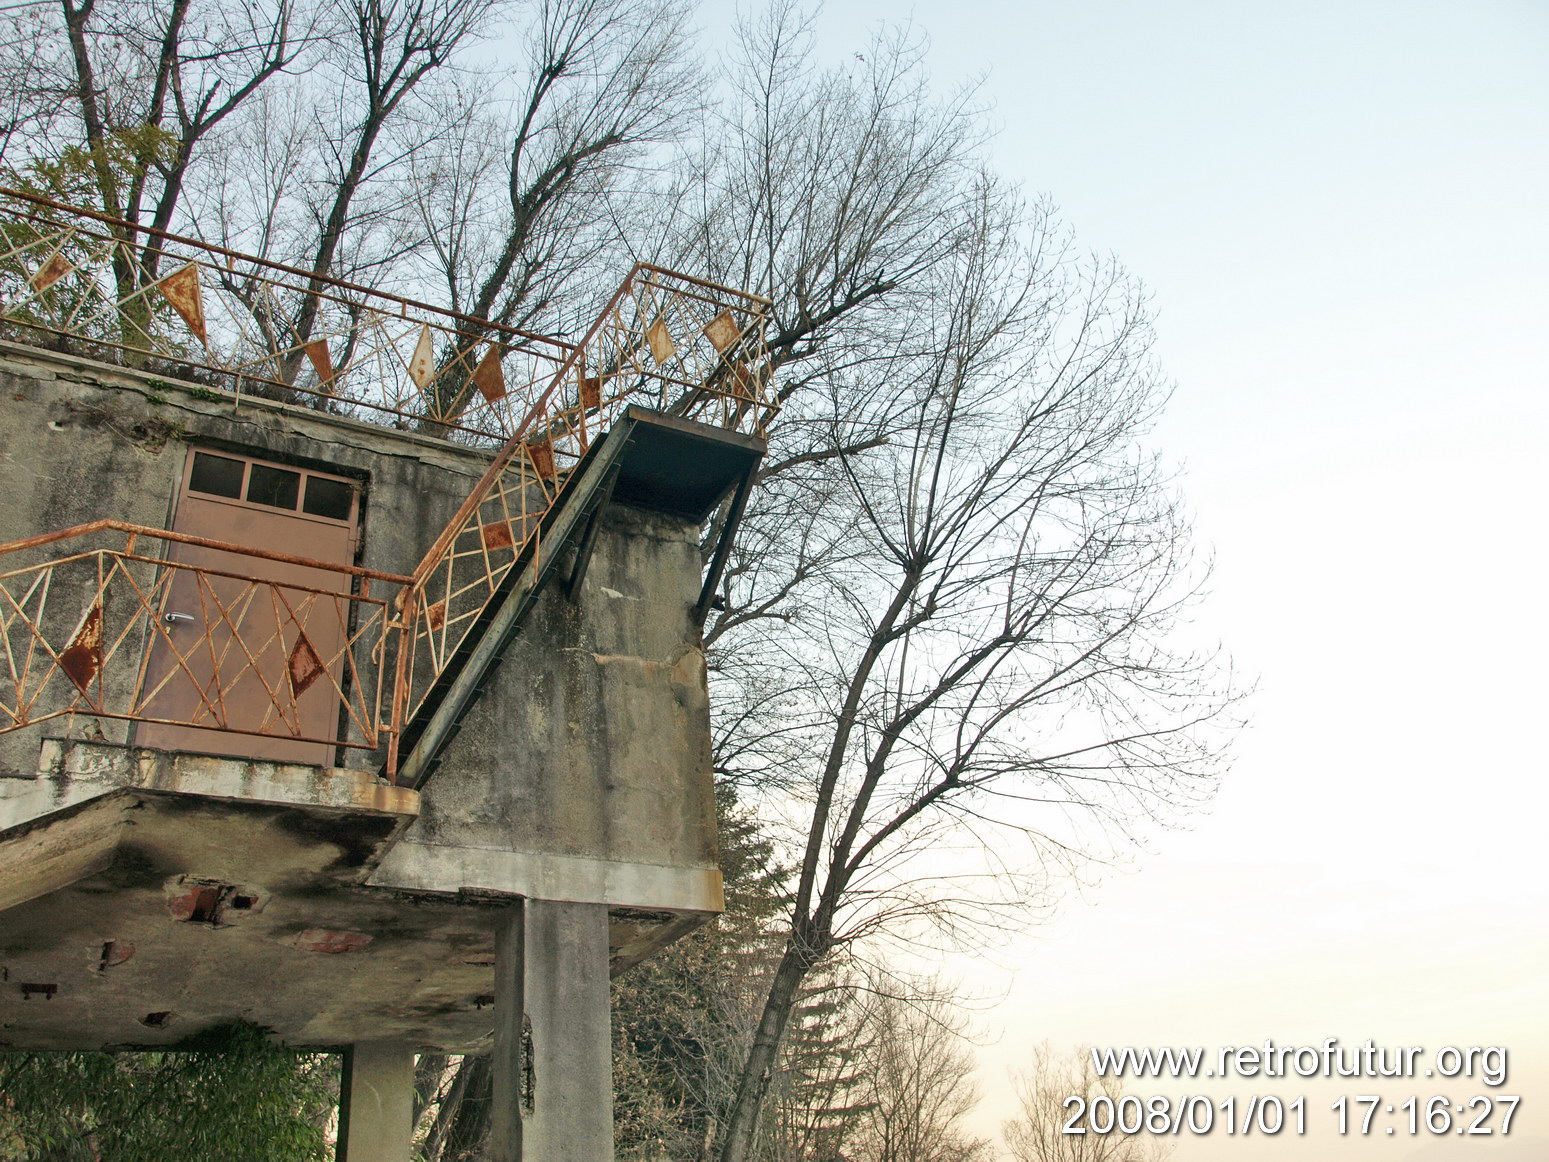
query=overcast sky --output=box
[807,2,1548,1157]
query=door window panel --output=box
[246,463,302,510]
[187,451,245,499]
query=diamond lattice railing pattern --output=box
[0,192,778,777]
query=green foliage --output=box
[0,1023,337,1162]
[2,124,180,216]
[0,126,188,363]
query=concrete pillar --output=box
[490,900,525,1162]
[337,1042,416,1162]
[525,898,613,1161]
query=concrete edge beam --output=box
[368,840,724,914]
[0,739,419,833]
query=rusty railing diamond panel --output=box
[0,525,404,753]
[0,189,574,445]
[0,193,779,777]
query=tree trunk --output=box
[717,937,816,1162]
[424,1054,493,1161]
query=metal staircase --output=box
[0,191,775,783]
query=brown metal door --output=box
[138,449,361,765]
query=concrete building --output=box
[0,192,771,1159]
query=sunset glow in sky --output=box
[807,2,1548,1157]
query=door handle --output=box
[163,612,196,625]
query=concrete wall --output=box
[0,341,487,576]
[0,341,720,916]
[0,340,486,776]
[368,498,722,912]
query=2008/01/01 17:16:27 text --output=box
[1060,1093,1521,1137]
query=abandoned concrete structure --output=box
[0,190,773,1159]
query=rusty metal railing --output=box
[0,195,777,776]
[392,263,777,769]
[0,188,575,444]
[0,521,408,755]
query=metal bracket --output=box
[692,463,756,627]
[564,463,623,601]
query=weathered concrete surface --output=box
[338,1043,418,1162]
[0,340,490,564]
[0,346,728,1066]
[1,738,418,835]
[490,902,525,1162]
[372,844,719,914]
[524,900,613,1161]
[0,787,514,1049]
[370,505,723,916]
[0,742,522,1050]
[0,740,419,913]
[0,339,489,779]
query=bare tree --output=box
[0,6,1240,1153]
[707,158,1236,1162]
[464,0,696,326]
[0,0,312,248]
[402,0,701,417]
[731,968,991,1162]
[1004,1046,1173,1162]
[847,984,990,1162]
[70,0,304,220]
[0,0,313,356]
[611,787,790,1162]
[0,2,70,162]
[671,0,989,399]
[765,971,898,1162]
[280,0,497,367]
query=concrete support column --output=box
[525,898,613,1161]
[337,1042,416,1162]
[490,899,525,1162]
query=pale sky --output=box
[808,2,1549,1158]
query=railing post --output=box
[386,592,416,782]
[0,200,777,766]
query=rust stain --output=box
[408,323,436,389]
[288,633,326,696]
[292,928,373,954]
[472,344,507,403]
[0,199,779,781]
[59,599,104,693]
[528,440,556,481]
[646,316,675,365]
[480,520,515,552]
[726,359,757,399]
[29,248,74,292]
[703,309,740,352]
[167,880,226,924]
[303,339,335,388]
[157,262,207,345]
[99,939,136,969]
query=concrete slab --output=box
[0,782,518,1051]
[0,741,713,1051]
[0,349,734,1094]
